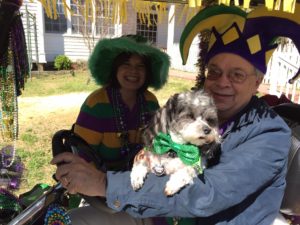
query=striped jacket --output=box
[74,86,159,170]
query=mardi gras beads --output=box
[0,188,22,224]
[44,203,71,225]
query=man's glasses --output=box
[206,66,256,84]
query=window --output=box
[95,0,115,36]
[71,0,92,35]
[44,0,67,33]
[43,0,116,36]
[136,13,157,44]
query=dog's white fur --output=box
[131,90,220,195]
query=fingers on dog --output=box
[50,152,75,165]
[55,162,74,182]
[134,149,149,164]
[61,175,70,188]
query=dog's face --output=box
[143,90,220,156]
[133,90,221,195]
[166,90,220,147]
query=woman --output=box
[65,35,170,225]
[73,35,170,170]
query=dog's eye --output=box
[206,117,218,126]
[187,113,195,120]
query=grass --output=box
[22,71,194,105]
[22,71,98,97]
[4,71,195,195]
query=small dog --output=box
[131,90,221,196]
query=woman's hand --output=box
[50,152,106,197]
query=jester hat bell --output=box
[89,35,170,90]
[180,4,300,81]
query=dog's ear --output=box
[165,93,180,120]
[141,94,180,146]
[205,142,221,168]
[141,107,168,146]
[153,93,180,133]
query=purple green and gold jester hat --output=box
[180,4,300,82]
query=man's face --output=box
[204,53,263,123]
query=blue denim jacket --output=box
[106,96,291,225]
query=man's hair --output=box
[255,68,264,80]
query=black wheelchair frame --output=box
[272,103,300,216]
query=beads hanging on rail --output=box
[0,0,29,170]
[0,3,28,218]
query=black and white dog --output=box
[131,90,221,196]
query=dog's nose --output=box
[203,126,211,135]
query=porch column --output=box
[166,4,175,55]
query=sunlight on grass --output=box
[21,133,39,144]
[22,72,98,97]
[151,77,195,105]
[22,71,195,103]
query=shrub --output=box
[54,55,72,70]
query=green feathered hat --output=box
[89,35,170,90]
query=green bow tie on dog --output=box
[151,132,203,173]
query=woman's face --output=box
[116,54,147,92]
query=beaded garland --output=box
[111,88,146,160]
[0,8,28,222]
[0,145,24,190]
[0,3,28,201]
[0,0,29,169]
[0,188,22,224]
[44,203,71,225]
[0,45,19,144]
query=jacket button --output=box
[113,200,121,208]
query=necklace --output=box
[0,188,22,223]
[111,88,146,158]
[0,145,23,190]
[1,35,19,169]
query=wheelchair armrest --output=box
[273,103,300,216]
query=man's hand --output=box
[50,152,106,196]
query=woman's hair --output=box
[109,52,152,92]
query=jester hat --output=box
[180,4,300,81]
[89,35,170,90]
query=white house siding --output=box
[20,0,46,63]
[44,33,68,62]
[43,34,91,62]
[63,35,95,61]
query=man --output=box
[51,4,300,225]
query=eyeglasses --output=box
[206,65,256,84]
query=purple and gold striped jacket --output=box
[74,87,159,170]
